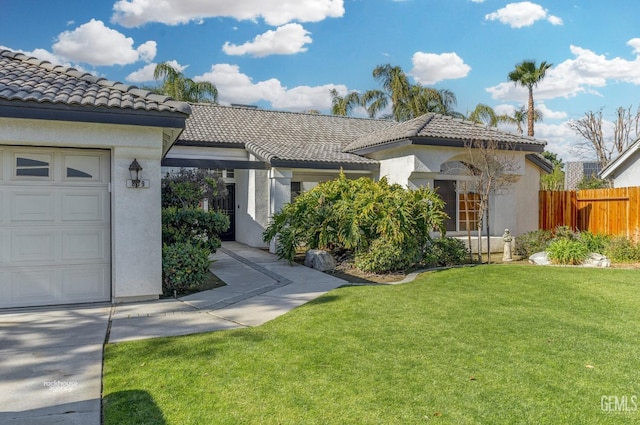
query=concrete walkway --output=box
[0,242,347,424]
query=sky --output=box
[2,0,640,162]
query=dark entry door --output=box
[212,184,235,241]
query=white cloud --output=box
[0,45,91,73]
[194,63,346,111]
[112,0,345,27]
[52,19,156,66]
[126,60,188,83]
[222,24,312,57]
[487,41,640,103]
[409,52,471,85]
[485,2,563,28]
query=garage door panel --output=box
[61,266,110,301]
[0,148,111,308]
[12,192,54,222]
[62,191,106,221]
[62,229,108,261]
[9,269,57,306]
[11,230,55,262]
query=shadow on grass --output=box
[103,389,166,425]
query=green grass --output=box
[103,265,640,424]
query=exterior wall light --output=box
[127,158,148,188]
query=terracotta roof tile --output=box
[0,49,191,115]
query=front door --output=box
[212,184,235,241]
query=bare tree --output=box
[569,106,640,168]
[462,138,519,263]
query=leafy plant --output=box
[604,236,640,262]
[553,225,578,241]
[263,173,447,273]
[425,237,470,267]
[547,239,590,265]
[162,243,212,296]
[162,207,229,252]
[354,236,422,273]
[161,168,227,209]
[514,229,553,257]
[578,231,609,254]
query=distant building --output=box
[564,161,601,190]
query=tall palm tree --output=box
[329,89,361,116]
[153,62,218,103]
[507,60,552,137]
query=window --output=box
[434,179,481,232]
[291,182,302,202]
[15,156,50,177]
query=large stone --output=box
[304,249,336,272]
[529,251,551,265]
[583,253,611,268]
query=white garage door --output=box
[0,147,111,308]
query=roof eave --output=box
[600,138,640,179]
[0,100,189,129]
[270,158,379,171]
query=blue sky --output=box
[2,0,640,161]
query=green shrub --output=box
[354,237,422,273]
[162,207,230,252]
[162,243,211,296]
[547,239,589,265]
[162,169,227,209]
[604,236,640,263]
[553,225,579,241]
[578,231,609,254]
[514,229,553,257]
[263,173,447,268]
[425,237,470,267]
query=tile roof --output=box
[345,113,546,152]
[180,103,395,165]
[0,49,190,115]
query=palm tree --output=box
[359,89,388,118]
[468,104,499,127]
[153,62,218,103]
[499,105,543,135]
[329,89,361,116]
[508,60,551,137]
[372,64,412,121]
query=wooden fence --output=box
[539,187,640,242]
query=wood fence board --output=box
[539,187,640,243]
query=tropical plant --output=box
[329,89,361,116]
[468,104,500,127]
[154,62,218,103]
[508,60,552,136]
[547,238,590,265]
[372,64,411,121]
[359,89,388,118]
[498,105,543,135]
[262,173,448,273]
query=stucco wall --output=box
[235,167,270,248]
[0,117,166,302]
[611,149,640,188]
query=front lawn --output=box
[103,265,640,424]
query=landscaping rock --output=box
[583,253,611,268]
[304,249,336,272]
[529,251,551,266]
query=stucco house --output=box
[164,103,551,252]
[600,138,640,187]
[0,50,190,308]
[1,49,550,308]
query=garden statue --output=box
[502,229,513,262]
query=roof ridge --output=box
[189,102,394,123]
[0,49,191,115]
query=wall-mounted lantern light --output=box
[126,159,150,188]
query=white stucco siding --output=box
[514,160,541,236]
[235,168,270,248]
[0,117,168,303]
[610,149,640,188]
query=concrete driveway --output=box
[0,304,110,425]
